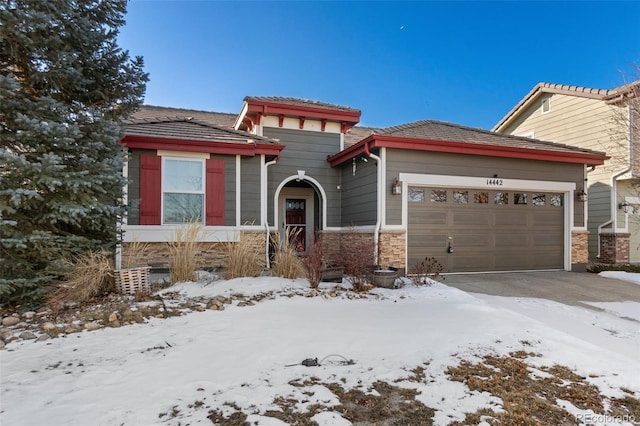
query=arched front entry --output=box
[274,175,326,253]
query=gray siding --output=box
[216,154,237,226]
[385,149,586,227]
[126,149,156,225]
[240,155,261,224]
[264,128,342,228]
[340,158,377,226]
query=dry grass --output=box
[224,231,264,279]
[446,352,610,425]
[168,222,202,284]
[271,228,305,279]
[122,239,153,269]
[49,251,115,306]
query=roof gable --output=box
[493,81,640,131]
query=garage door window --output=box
[532,194,546,206]
[453,190,468,204]
[431,189,447,203]
[514,193,528,205]
[409,187,425,202]
[494,192,509,205]
[550,194,563,207]
[474,191,489,204]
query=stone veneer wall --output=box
[378,231,406,270]
[121,231,267,270]
[570,230,589,269]
[599,233,630,264]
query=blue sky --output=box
[118,1,640,129]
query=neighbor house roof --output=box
[122,117,284,157]
[493,81,640,131]
[329,119,608,167]
[131,105,237,127]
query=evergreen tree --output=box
[0,0,148,305]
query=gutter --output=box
[263,157,278,268]
[364,142,382,266]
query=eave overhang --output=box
[121,135,285,158]
[327,135,608,167]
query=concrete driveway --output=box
[442,271,640,311]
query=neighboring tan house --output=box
[494,82,640,265]
[119,97,607,274]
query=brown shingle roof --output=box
[243,96,361,113]
[125,117,277,144]
[131,105,237,127]
[377,119,605,156]
[344,125,379,147]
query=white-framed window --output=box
[541,97,551,114]
[162,157,205,224]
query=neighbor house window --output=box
[541,97,550,113]
[162,158,205,223]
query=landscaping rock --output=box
[84,322,101,331]
[36,334,50,342]
[42,322,57,332]
[2,316,20,327]
[19,331,37,340]
[22,311,36,320]
[63,324,81,334]
[1,328,13,341]
[108,313,119,323]
[0,340,4,350]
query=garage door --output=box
[407,187,565,273]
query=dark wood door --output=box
[285,199,306,252]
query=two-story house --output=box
[494,82,639,265]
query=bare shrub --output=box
[49,251,115,305]
[337,229,375,292]
[225,230,264,279]
[303,232,324,289]
[168,222,202,283]
[271,228,305,279]
[409,257,444,285]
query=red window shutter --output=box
[139,155,162,225]
[206,159,225,226]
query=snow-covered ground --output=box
[1,274,639,426]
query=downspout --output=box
[364,142,382,266]
[264,157,278,268]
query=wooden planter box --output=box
[115,267,151,295]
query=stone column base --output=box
[571,230,589,271]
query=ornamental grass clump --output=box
[271,228,305,279]
[168,222,202,283]
[225,230,264,279]
[49,250,115,306]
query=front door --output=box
[285,198,306,252]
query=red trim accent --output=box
[122,135,284,158]
[299,117,305,129]
[206,159,225,226]
[245,100,360,124]
[321,119,327,132]
[328,135,608,167]
[139,155,162,225]
[278,115,284,128]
